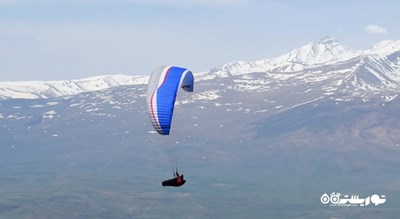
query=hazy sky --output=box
[0,0,399,81]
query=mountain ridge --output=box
[1,36,400,100]
[208,37,400,76]
[0,74,148,99]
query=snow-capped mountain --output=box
[1,36,400,101]
[276,36,360,64]
[207,36,362,76]
[366,39,400,55]
[207,36,400,77]
[268,36,361,72]
[202,37,400,101]
[0,74,148,100]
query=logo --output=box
[320,192,386,207]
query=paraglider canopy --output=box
[146,66,194,135]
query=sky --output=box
[0,0,399,81]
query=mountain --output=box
[203,37,400,100]
[206,36,361,75]
[366,39,400,55]
[1,37,400,218]
[0,74,148,100]
[1,37,400,101]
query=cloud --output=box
[365,24,387,34]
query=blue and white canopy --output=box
[146,66,194,135]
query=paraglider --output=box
[162,170,186,187]
[146,66,194,187]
